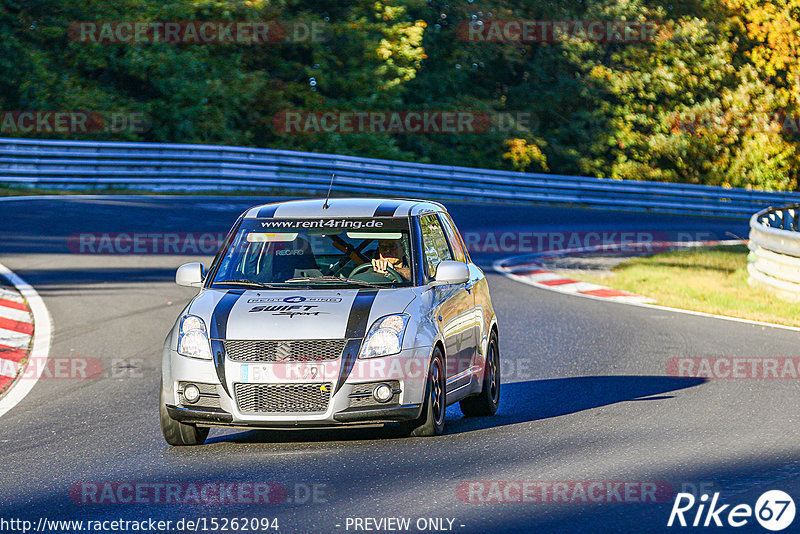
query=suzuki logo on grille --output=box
[274,342,292,361]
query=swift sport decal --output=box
[334,289,379,395]
[248,304,328,318]
[247,293,345,318]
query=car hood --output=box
[187,287,420,340]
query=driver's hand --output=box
[372,258,391,274]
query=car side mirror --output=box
[176,262,205,287]
[432,260,470,286]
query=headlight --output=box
[177,315,212,360]
[359,314,410,359]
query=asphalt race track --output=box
[0,196,798,533]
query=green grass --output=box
[569,245,800,327]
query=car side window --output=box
[438,214,466,263]
[420,213,453,278]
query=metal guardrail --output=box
[3,137,800,217]
[748,205,800,300]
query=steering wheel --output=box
[350,262,404,283]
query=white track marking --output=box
[0,330,31,350]
[0,263,52,418]
[0,306,32,323]
[495,240,800,333]
[0,287,25,303]
[0,359,21,378]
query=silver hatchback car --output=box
[160,198,500,445]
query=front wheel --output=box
[403,348,446,437]
[460,330,500,417]
[159,387,209,446]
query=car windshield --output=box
[209,217,414,289]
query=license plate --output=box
[240,363,326,383]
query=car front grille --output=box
[224,339,347,363]
[234,383,332,414]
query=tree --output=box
[567,5,796,190]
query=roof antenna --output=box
[323,173,334,209]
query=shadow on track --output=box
[203,375,706,445]
[446,375,706,434]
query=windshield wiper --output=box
[213,279,286,289]
[284,276,388,289]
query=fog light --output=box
[183,384,200,404]
[372,383,394,403]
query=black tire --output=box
[460,330,500,417]
[159,387,209,446]
[403,348,446,437]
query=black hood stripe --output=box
[373,200,404,217]
[257,204,280,218]
[335,288,379,394]
[209,290,244,396]
[209,289,244,339]
[344,288,379,338]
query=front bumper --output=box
[162,345,431,427]
[166,402,422,427]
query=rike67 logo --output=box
[668,490,795,531]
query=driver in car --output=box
[371,239,411,280]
